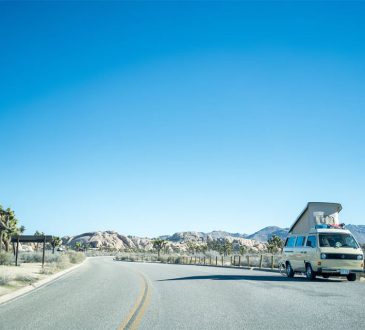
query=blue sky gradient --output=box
[1,2,365,236]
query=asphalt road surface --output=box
[1,257,364,330]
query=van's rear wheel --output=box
[346,273,356,281]
[305,263,316,281]
[286,262,294,278]
[322,275,329,279]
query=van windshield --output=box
[319,233,359,249]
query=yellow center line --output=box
[117,268,152,330]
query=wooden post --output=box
[12,242,16,256]
[247,255,250,267]
[43,236,46,267]
[259,255,263,268]
[238,256,241,267]
[221,256,224,266]
[230,256,233,265]
[203,257,206,265]
[271,255,274,269]
[15,236,19,266]
[216,256,218,266]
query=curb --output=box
[0,258,88,306]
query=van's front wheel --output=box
[346,273,356,281]
[305,263,316,281]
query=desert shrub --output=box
[15,274,37,284]
[67,251,85,264]
[39,264,59,275]
[19,252,43,263]
[170,256,183,264]
[19,252,61,263]
[114,255,129,261]
[45,254,63,263]
[0,270,10,286]
[0,252,13,265]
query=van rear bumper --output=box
[318,268,364,275]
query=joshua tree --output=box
[83,242,90,252]
[220,239,233,256]
[19,225,26,234]
[75,242,82,251]
[0,208,20,253]
[0,206,11,253]
[199,243,208,254]
[152,239,167,260]
[267,235,284,253]
[186,241,197,254]
[239,245,247,255]
[51,236,62,254]
[34,230,45,252]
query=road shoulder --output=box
[0,258,88,306]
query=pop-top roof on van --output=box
[289,202,342,235]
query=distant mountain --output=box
[62,230,265,252]
[247,226,289,242]
[163,230,247,243]
[346,225,365,244]
[245,224,365,244]
[61,224,365,253]
[62,231,153,251]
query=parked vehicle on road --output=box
[283,202,364,281]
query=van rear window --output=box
[286,237,296,247]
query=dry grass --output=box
[0,251,86,297]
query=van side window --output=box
[286,237,296,247]
[306,236,317,248]
[295,236,305,247]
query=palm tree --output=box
[152,239,167,260]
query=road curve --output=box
[1,257,365,330]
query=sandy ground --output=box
[0,263,47,297]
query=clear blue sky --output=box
[1,1,365,237]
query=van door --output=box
[305,235,318,270]
[294,236,306,271]
[284,236,296,268]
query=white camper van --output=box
[283,202,364,281]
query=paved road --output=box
[1,257,364,330]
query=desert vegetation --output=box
[0,251,86,293]
[0,206,24,254]
[114,235,285,269]
[0,203,86,294]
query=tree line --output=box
[152,236,284,260]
